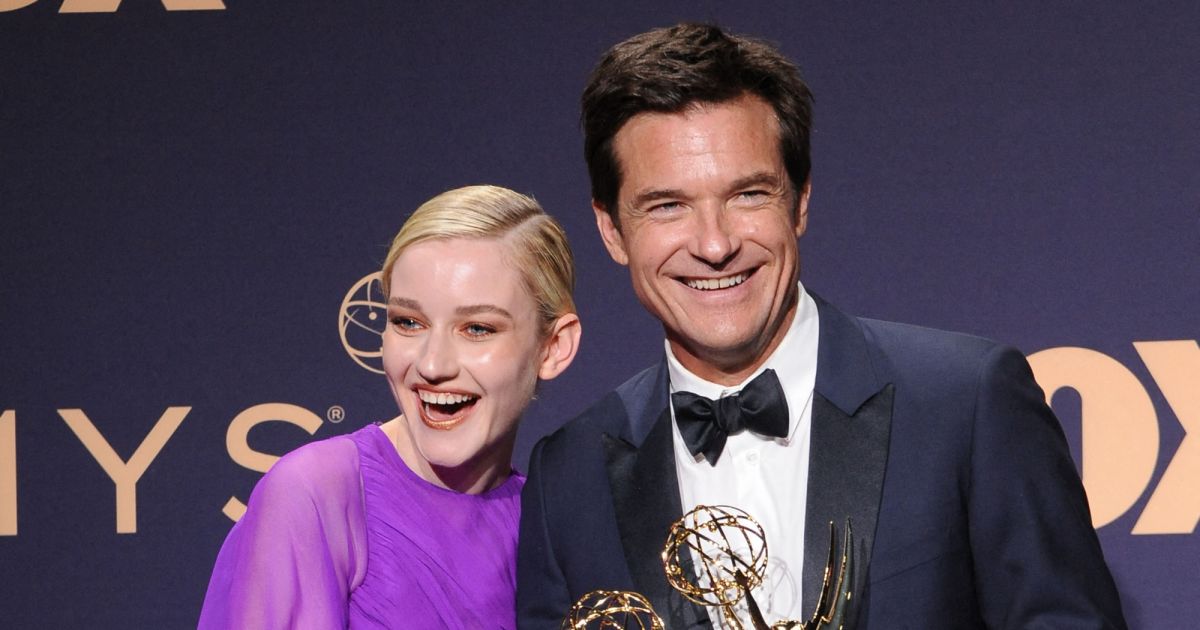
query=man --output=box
[518,23,1126,629]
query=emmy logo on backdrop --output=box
[338,272,387,374]
[563,505,853,630]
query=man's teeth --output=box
[418,391,476,405]
[686,273,749,291]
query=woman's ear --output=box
[538,313,582,380]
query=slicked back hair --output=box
[381,185,575,337]
[582,23,814,224]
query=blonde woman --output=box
[200,186,580,628]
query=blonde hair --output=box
[381,185,576,335]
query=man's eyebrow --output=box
[630,188,688,208]
[728,171,784,192]
[628,172,785,208]
[456,304,514,320]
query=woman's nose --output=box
[416,332,459,382]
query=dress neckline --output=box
[364,422,523,499]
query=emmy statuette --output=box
[562,590,664,630]
[563,505,853,629]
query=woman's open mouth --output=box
[416,390,479,430]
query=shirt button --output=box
[746,452,759,464]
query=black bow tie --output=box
[672,368,790,465]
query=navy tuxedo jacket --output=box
[517,295,1126,629]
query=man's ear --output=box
[794,178,812,238]
[538,313,582,380]
[593,201,630,266]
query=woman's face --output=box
[382,237,548,480]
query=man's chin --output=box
[669,331,768,375]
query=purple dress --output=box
[199,423,524,629]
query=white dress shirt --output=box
[667,284,819,628]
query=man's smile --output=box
[680,269,753,291]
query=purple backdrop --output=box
[1,2,1196,627]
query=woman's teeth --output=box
[418,391,477,405]
[416,390,478,430]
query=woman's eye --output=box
[390,317,422,332]
[464,323,496,338]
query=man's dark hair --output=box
[582,23,814,220]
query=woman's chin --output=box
[412,427,486,473]
[400,403,518,491]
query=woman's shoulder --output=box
[272,430,359,477]
[201,429,373,628]
[251,428,370,509]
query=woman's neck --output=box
[381,417,513,494]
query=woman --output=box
[199,185,581,628]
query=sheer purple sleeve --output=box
[199,436,368,629]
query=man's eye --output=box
[648,201,683,214]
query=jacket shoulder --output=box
[533,363,660,457]
[856,317,1009,372]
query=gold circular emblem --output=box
[338,272,386,374]
[662,504,768,608]
[562,590,663,630]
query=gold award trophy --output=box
[563,505,852,630]
[562,590,664,630]
[663,506,852,630]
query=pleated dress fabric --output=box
[199,423,524,629]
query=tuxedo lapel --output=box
[802,295,894,626]
[599,294,892,628]
[802,387,893,625]
[604,363,711,628]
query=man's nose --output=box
[691,204,740,266]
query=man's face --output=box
[594,94,809,384]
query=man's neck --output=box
[667,300,800,387]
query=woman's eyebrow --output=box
[456,304,514,320]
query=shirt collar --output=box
[666,283,820,442]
